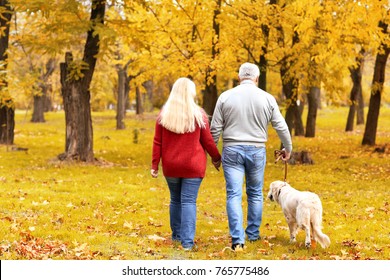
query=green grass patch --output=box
[0,107,389,260]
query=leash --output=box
[274,150,288,182]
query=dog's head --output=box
[267,180,287,203]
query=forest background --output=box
[0,0,390,260]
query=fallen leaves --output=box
[13,232,68,260]
[3,232,105,260]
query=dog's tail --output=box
[312,225,330,248]
[311,209,330,248]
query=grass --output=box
[0,107,389,260]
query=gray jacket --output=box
[210,80,292,152]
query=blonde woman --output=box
[151,77,221,251]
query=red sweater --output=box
[152,113,221,178]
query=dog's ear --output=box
[273,183,283,203]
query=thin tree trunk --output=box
[258,24,269,91]
[58,0,105,162]
[143,80,154,112]
[31,95,45,123]
[0,0,14,144]
[0,107,14,144]
[31,59,56,123]
[305,86,320,137]
[362,21,389,146]
[135,86,143,115]
[116,66,126,129]
[202,0,221,117]
[281,62,302,136]
[356,85,365,125]
[281,74,300,135]
[44,86,53,112]
[294,102,305,136]
[345,100,356,132]
[125,75,130,111]
[346,50,364,131]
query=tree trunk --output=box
[31,95,45,122]
[282,77,301,136]
[60,52,94,161]
[277,26,302,136]
[295,101,305,136]
[0,106,14,144]
[31,59,56,122]
[116,65,126,129]
[281,63,303,136]
[258,0,277,91]
[58,0,105,162]
[202,0,221,117]
[143,80,154,112]
[135,86,143,115]
[356,83,365,125]
[203,74,218,117]
[362,21,390,146]
[44,86,53,112]
[125,76,130,111]
[0,0,14,144]
[305,86,320,137]
[346,50,364,131]
[258,24,269,91]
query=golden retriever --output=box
[267,180,330,248]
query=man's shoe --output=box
[231,243,244,251]
[249,237,261,243]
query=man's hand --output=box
[212,159,221,171]
[281,149,291,162]
[151,169,158,178]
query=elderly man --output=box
[210,62,292,251]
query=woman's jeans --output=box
[165,177,202,249]
[222,145,266,245]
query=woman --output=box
[151,77,221,251]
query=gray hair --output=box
[238,62,260,79]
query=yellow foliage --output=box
[1,0,390,109]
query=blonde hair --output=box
[160,77,206,134]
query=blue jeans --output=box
[222,145,266,244]
[165,177,202,249]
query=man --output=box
[210,62,292,251]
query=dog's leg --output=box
[302,224,311,248]
[288,222,298,243]
[285,213,298,243]
[296,206,311,248]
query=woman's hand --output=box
[212,159,221,171]
[151,169,158,178]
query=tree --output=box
[115,59,131,129]
[277,25,304,136]
[346,50,365,132]
[59,0,106,162]
[0,0,14,145]
[362,19,390,146]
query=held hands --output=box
[212,159,221,171]
[150,169,158,178]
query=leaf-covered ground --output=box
[0,107,389,260]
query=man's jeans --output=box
[222,145,266,244]
[165,177,202,249]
